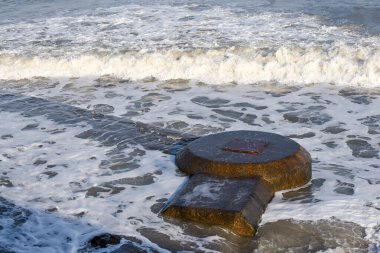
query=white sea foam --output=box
[1,0,380,251]
[1,2,379,88]
[1,3,375,55]
[1,81,379,252]
[0,111,195,252]
[1,44,379,87]
[182,181,221,205]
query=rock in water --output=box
[175,130,311,191]
[89,233,122,248]
[161,174,274,237]
[163,130,312,236]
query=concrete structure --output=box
[162,131,312,236]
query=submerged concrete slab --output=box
[0,92,193,155]
[161,174,274,237]
[175,130,312,191]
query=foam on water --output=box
[1,44,380,87]
[0,111,200,252]
[0,2,379,88]
[1,3,377,54]
[1,0,380,251]
[0,78,379,251]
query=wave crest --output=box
[1,45,379,87]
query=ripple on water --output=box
[0,82,379,252]
[253,219,368,253]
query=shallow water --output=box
[0,78,379,252]
[0,0,380,252]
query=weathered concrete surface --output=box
[176,131,312,191]
[161,174,274,237]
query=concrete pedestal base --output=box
[162,131,312,237]
[161,174,274,237]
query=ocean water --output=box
[0,0,379,252]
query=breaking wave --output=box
[1,44,379,87]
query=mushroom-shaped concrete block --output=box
[162,130,312,237]
[175,130,312,191]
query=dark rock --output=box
[89,233,122,248]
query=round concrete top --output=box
[181,131,300,164]
[175,130,312,191]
